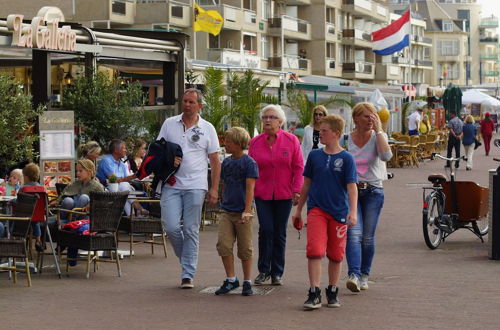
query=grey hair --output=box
[260,104,286,126]
[108,139,125,154]
[184,88,203,104]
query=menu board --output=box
[38,111,75,192]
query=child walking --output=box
[215,127,259,296]
[292,115,358,309]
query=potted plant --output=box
[107,174,119,192]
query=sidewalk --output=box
[2,138,500,330]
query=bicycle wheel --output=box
[422,193,443,249]
[474,218,489,236]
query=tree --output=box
[201,67,228,134]
[228,70,278,137]
[0,75,43,175]
[285,84,353,127]
[62,71,146,147]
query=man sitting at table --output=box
[96,139,147,216]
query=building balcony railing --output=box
[480,17,499,28]
[481,54,499,60]
[480,37,499,43]
[342,61,374,74]
[484,71,500,77]
[413,35,432,45]
[414,59,433,67]
[342,0,387,22]
[269,54,310,71]
[342,28,372,42]
[268,16,311,40]
[392,56,410,64]
[207,48,260,69]
[326,58,336,69]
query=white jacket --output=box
[301,125,325,161]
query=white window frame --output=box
[442,20,454,32]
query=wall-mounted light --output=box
[64,71,74,85]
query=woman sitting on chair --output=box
[51,159,104,221]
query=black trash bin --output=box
[489,171,500,260]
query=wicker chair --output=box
[119,200,168,258]
[57,191,128,278]
[0,193,38,286]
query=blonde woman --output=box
[345,102,392,292]
[301,105,328,160]
[419,114,432,135]
[462,115,477,171]
[77,141,102,163]
[53,159,104,220]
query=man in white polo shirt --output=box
[407,106,423,136]
[157,88,221,289]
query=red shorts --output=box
[306,207,347,262]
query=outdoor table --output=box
[388,140,406,168]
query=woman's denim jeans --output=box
[60,194,90,221]
[255,198,292,277]
[346,186,384,278]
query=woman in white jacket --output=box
[301,105,328,160]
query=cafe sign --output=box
[6,14,77,51]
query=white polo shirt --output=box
[407,111,421,131]
[157,114,220,190]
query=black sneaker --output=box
[180,278,194,289]
[215,279,240,295]
[271,275,283,286]
[254,273,270,285]
[242,281,253,296]
[303,287,321,310]
[326,286,340,308]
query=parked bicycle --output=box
[422,153,489,249]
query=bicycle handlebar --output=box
[431,153,460,162]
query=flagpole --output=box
[192,0,197,61]
[408,6,412,102]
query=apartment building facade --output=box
[478,15,499,84]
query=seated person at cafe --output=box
[19,163,44,252]
[50,159,104,222]
[4,168,23,196]
[96,139,147,216]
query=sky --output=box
[477,0,500,18]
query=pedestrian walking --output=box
[157,88,221,289]
[446,111,464,168]
[248,104,304,286]
[462,115,477,171]
[480,112,495,156]
[301,105,327,160]
[214,127,258,296]
[344,102,392,293]
[293,114,358,310]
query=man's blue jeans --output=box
[160,186,205,280]
[346,186,385,278]
[61,194,90,221]
[255,198,292,277]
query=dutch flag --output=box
[372,10,410,56]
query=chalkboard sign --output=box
[471,103,481,117]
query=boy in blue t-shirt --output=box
[215,127,259,296]
[293,115,358,310]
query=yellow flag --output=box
[193,4,223,36]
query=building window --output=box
[442,20,454,32]
[439,63,459,80]
[438,40,459,56]
[112,1,126,15]
[261,0,270,20]
[260,36,269,59]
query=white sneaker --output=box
[346,274,361,293]
[360,274,369,290]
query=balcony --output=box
[375,63,400,81]
[202,4,258,32]
[75,0,136,25]
[268,16,311,41]
[136,0,191,28]
[285,0,312,5]
[269,55,311,75]
[342,61,375,80]
[414,59,433,68]
[484,71,500,77]
[480,17,499,29]
[481,54,499,60]
[207,48,260,69]
[392,56,410,65]
[436,54,461,62]
[342,0,388,23]
[480,36,499,43]
[342,29,372,48]
[413,35,433,46]
[326,23,337,42]
[324,58,340,76]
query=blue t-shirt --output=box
[303,149,357,224]
[221,154,259,212]
[462,123,476,146]
[96,154,129,185]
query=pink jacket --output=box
[249,129,304,200]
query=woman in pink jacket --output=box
[249,104,304,286]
